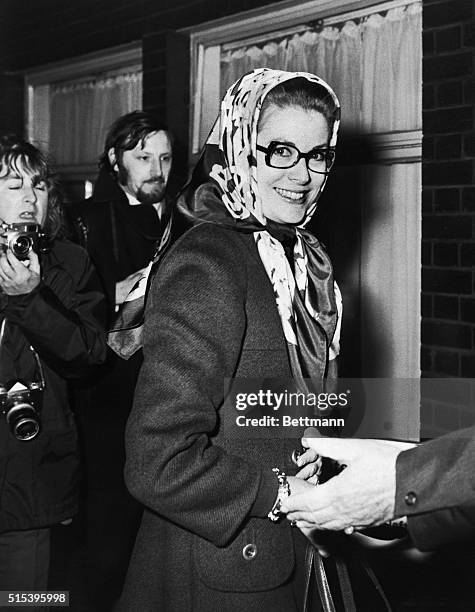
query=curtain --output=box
[221,3,422,134]
[49,71,142,166]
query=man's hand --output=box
[294,446,322,484]
[115,267,149,305]
[287,475,331,557]
[282,436,415,531]
[0,249,41,295]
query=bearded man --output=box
[75,110,186,321]
[71,111,188,610]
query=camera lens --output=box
[6,403,40,441]
[11,235,33,259]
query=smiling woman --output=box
[119,69,390,611]
[256,107,329,224]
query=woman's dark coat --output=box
[120,223,311,612]
[0,240,106,533]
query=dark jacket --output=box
[119,223,324,612]
[68,170,189,490]
[395,426,475,550]
[70,170,189,324]
[0,239,107,533]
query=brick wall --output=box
[421,0,475,435]
[0,0,244,71]
[0,0,275,134]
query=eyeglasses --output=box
[256,141,336,174]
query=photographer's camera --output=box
[0,382,42,441]
[0,222,47,260]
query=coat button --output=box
[242,543,257,560]
[404,491,417,506]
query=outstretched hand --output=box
[282,435,415,531]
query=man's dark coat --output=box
[68,169,188,607]
[396,426,475,550]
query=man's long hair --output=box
[0,135,63,239]
[99,110,172,175]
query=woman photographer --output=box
[0,136,106,594]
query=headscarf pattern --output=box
[179,68,342,386]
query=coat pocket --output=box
[194,517,295,592]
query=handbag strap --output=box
[303,540,392,612]
[302,541,314,612]
[314,551,337,612]
[303,544,336,612]
[334,556,356,612]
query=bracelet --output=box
[267,467,291,522]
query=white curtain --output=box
[49,71,142,166]
[221,3,422,133]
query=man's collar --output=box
[124,189,165,219]
[123,190,141,206]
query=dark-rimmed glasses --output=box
[256,141,336,174]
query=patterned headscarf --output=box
[179,68,341,386]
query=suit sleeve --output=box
[124,227,277,547]
[395,426,475,516]
[3,244,107,378]
[394,426,475,549]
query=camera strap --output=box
[0,318,45,391]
